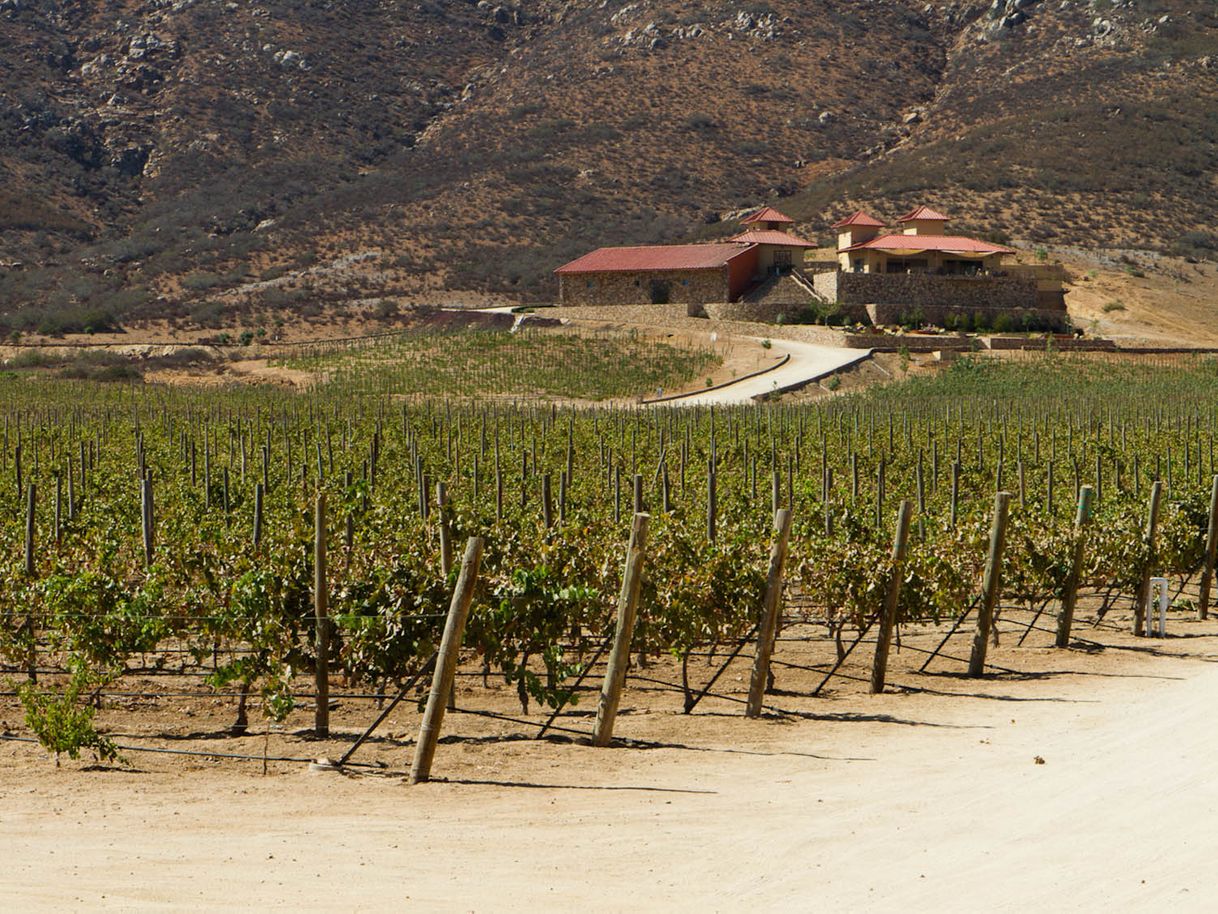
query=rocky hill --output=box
[1,0,1215,333]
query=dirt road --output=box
[5,621,1217,912]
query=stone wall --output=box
[840,333,980,352]
[811,270,838,303]
[836,271,1044,311]
[559,268,728,306]
[744,274,817,307]
[704,300,792,323]
[986,336,1117,352]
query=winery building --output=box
[554,207,817,307]
[555,203,1068,330]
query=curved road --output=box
[460,307,872,404]
[663,338,872,405]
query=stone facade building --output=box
[555,202,1068,331]
[817,206,1068,329]
[554,207,817,306]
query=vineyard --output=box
[275,325,723,401]
[4,354,1218,776]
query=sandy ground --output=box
[4,598,1218,912]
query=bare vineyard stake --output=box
[252,482,264,549]
[541,474,553,529]
[1198,475,1218,620]
[140,477,154,568]
[968,491,1012,677]
[1133,481,1164,636]
[437,482,453,576]
[410,537,485,783]
[747,509,793,718]
[950,461,961,528]
[1055,485,1095,647]
[23,482,35,577]
[67,457,76,521]
[870,500,912,694]
[314,493,330,739]
[593,513,650,747]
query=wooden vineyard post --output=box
[252,482,264,550]
[140,476,154,568]
[949,461,961,529]
[707,458,717,543]
[969,491,1012,677]
[593,512,650,747]
[1133,480,1164,637]
[24,482,35,577]
[410,536,485,784]
[437,482,453,575]
[541,473,553,529]
[1055,485,1094,648]
[53,473,61,546]
[746,508,794,717]
[870,500,912,695]
[1198,475,1218,620]
[314,493,330,738]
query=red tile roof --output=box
[898,205,950,223]
[841,234,1014,254]
[554,243,756,274]
[728,230,819,248]
[741,206,795,225]
[831,210,886,229]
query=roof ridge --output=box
[831,210,885,228]
[897,205,950,222]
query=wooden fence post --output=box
[593,512,650,747]
[314,493,330,738]
[969,491,1012,677]
[1133,480,1164,636]
[410,536,485,784]
[747,508,794,717]
[1055,485,1094,648]
[870,499,913,694]
[1197,475,1218,620]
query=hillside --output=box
[1,0,1215,334]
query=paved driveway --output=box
[662,338,871,405]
